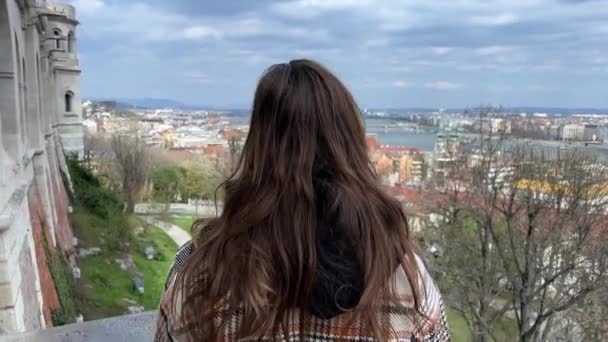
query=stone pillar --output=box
[24,23,43,151]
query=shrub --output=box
[134,239,166,262]
[104,213,132,251]
[46,243,78,326]
[66,156,132,251]
[66,157,122,219]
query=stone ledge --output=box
[0,312,156,342]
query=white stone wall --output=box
[0,0,83,334]
[46,2,83,158]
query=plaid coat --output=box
[155,242,451,341]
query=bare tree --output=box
[214,136,243,180]
[426,108,608,342]
[425,107,512,342]
[111,134,151,213]
[180,159,223,219]
[227,136,242,174]
[566,284,608,341]
[491,146,608,342]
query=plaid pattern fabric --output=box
[155,242,451,342]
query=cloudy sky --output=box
[70,0,608,109]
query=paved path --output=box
[139,216,191,247]
[135,202,222,216]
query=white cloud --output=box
[376,7,415,31]
[182,26,222,40]
[391,80,409,88]
[471,13,518,26]
[70,1,330,44]
[365,38,390,47]
[271,0,371,18]
[186,71,211,84]
[532,61,561,71]
[527,85,546,92]
[411,60,436,66]
[70,0,105,14]
[595,24,608,33]
[431,47,452,55]
[390,66,411,72]
[293,48,341,57]
[271,0,416,31]
[71,0,608,107]
[475,45,514,55]
[425,81,463,90]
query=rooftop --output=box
[0,312,155,342]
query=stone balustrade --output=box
[0,312,156,342]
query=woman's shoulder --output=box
[164,241,193,289]
[156,241,193,342]
[391,255,445,309]
[169,241,193,275]
[387,254,450,340]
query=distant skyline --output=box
[71,0,608,108]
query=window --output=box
[67,32,74,53]
[65,92,73,112]
[53,29,61,49]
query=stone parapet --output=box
[0,312,156,342]
[44,2,75,21]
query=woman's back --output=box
[156,242,449,341]
[154,59,451,341]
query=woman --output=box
[155,59,450,341]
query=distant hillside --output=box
[86,98,210,110]
[84,99,608,116]
[365,107,608,115]
[499,107,608,115]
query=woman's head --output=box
[241,59,369,191]
[175,59,422,341]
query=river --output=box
[228,117,608,159]
[365,118,437,152]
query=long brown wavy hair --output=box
[173,59,422,341]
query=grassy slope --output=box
[168,215,195,234]
[133,225,178,309]
[73,210,177,319]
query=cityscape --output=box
[1,0,608,341]
[82,100,608,189]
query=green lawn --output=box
[447,308,517,342]
[77,254,140,320]
[132,225,179,309]
[447,309,472,342]
[72,209,110,247]
[75,211,178,320]
[168,215,195,234]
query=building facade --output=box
[562,124,585,141]
[583,124,599,142]
[0,0,82,333]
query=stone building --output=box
[562,124,585,141]
[0,0,82,333]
